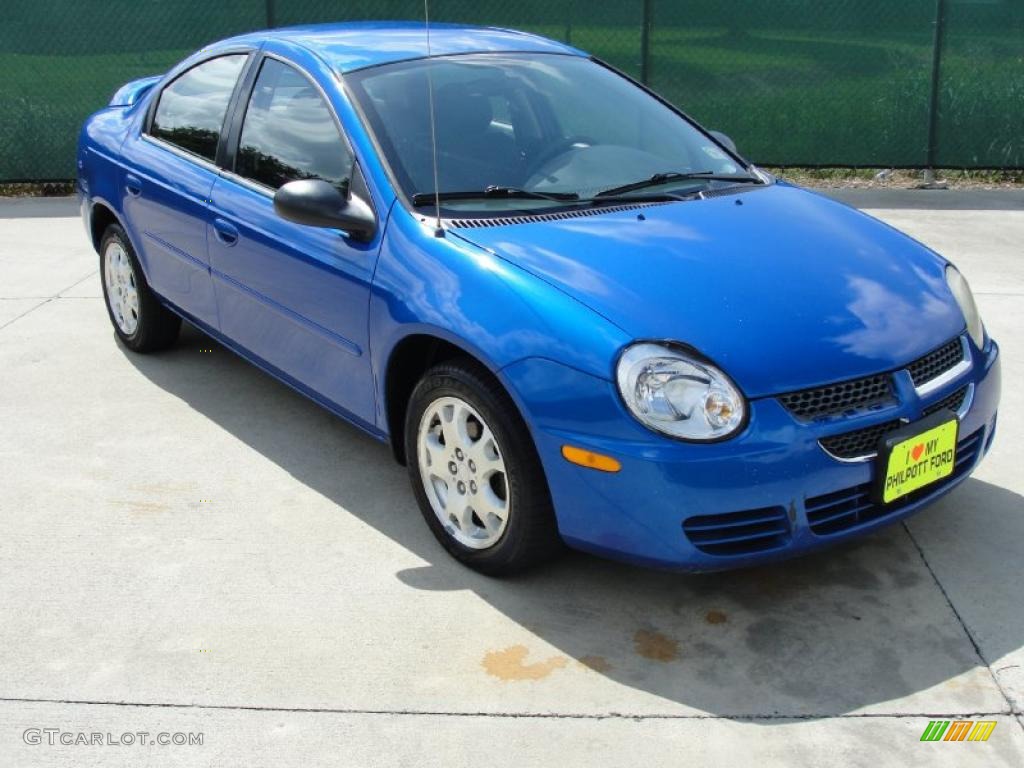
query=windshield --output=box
[346,53,753,215]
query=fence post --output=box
[923,0,948,186]
[265,0,276,28]
[640,0,653,85]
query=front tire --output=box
[405,359,562,575]
[100,224,180,352]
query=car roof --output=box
[223,21,585,73]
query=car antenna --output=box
[423,0,444,237]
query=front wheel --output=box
[405,360,562,575]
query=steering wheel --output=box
[524,135,596,178]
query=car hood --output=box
[451,184,965,397]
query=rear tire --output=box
[100,224,180,352]
[405,359,562,575]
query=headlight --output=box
[616,343,746,441]
[945,265,984,348]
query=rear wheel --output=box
[405,359,562,575]
[100,224,180,352]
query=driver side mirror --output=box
[709,130,738,156]
[274,178,376,242]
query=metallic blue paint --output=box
[503,340,999,569]
[208,170,380,424]
[109,75,163,107]
[78,23,1000,570]
[223,22,584,73]
[119,134,223,323]
[454,184,967,397]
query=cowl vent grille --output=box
[700,184,764,199]
[446,202,668,229]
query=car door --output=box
[208,55,380,427]
[119,53,250,326]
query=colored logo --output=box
[920,720,997,742]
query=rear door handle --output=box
[125,174,142,198]
[212,217,239,246]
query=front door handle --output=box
[125,174,142,198]
[212,218,239,247]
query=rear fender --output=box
[109,75,163,108]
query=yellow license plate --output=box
[881,419,958,503]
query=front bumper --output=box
[502,336,1000,570]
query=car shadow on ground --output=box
[121,322,1022,720]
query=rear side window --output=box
[235,58,352,191]
[150,55,246,162]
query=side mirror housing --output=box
[274,178,376,242]
[709,130,738,156]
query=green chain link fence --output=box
[2,0,1022,181]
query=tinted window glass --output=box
[347,54,750,213]
[236,59,352,191]
[151,55,246,162]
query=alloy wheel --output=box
[416,395,510,549]
[103,240,140,335]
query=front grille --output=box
[923,384,969,417]
[778,373,895,422]
[806,427,983,535]
[778,335,966,423]
[908,337,964,387]
[683,506,790,556]
[819,419,903,460]
[820,384,970,460]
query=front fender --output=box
[369,207,630,431]
[501,356,686,563]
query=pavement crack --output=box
[0,270,98,332]
[903,521,1020,728]
[0,696,1015,722]
[0,298,51,332]
[56,269,99,297]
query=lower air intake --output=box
[683,506,790,556]
[806,427,983,536]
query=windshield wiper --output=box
[412,185,580,207]
[596,171,762,198]
[582,190,700,206]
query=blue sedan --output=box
[77,22,1000,574]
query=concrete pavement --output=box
[1,193,1022,766]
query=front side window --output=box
[150,55,246,162]
[236,59,352,191]
[347,53,757,215]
